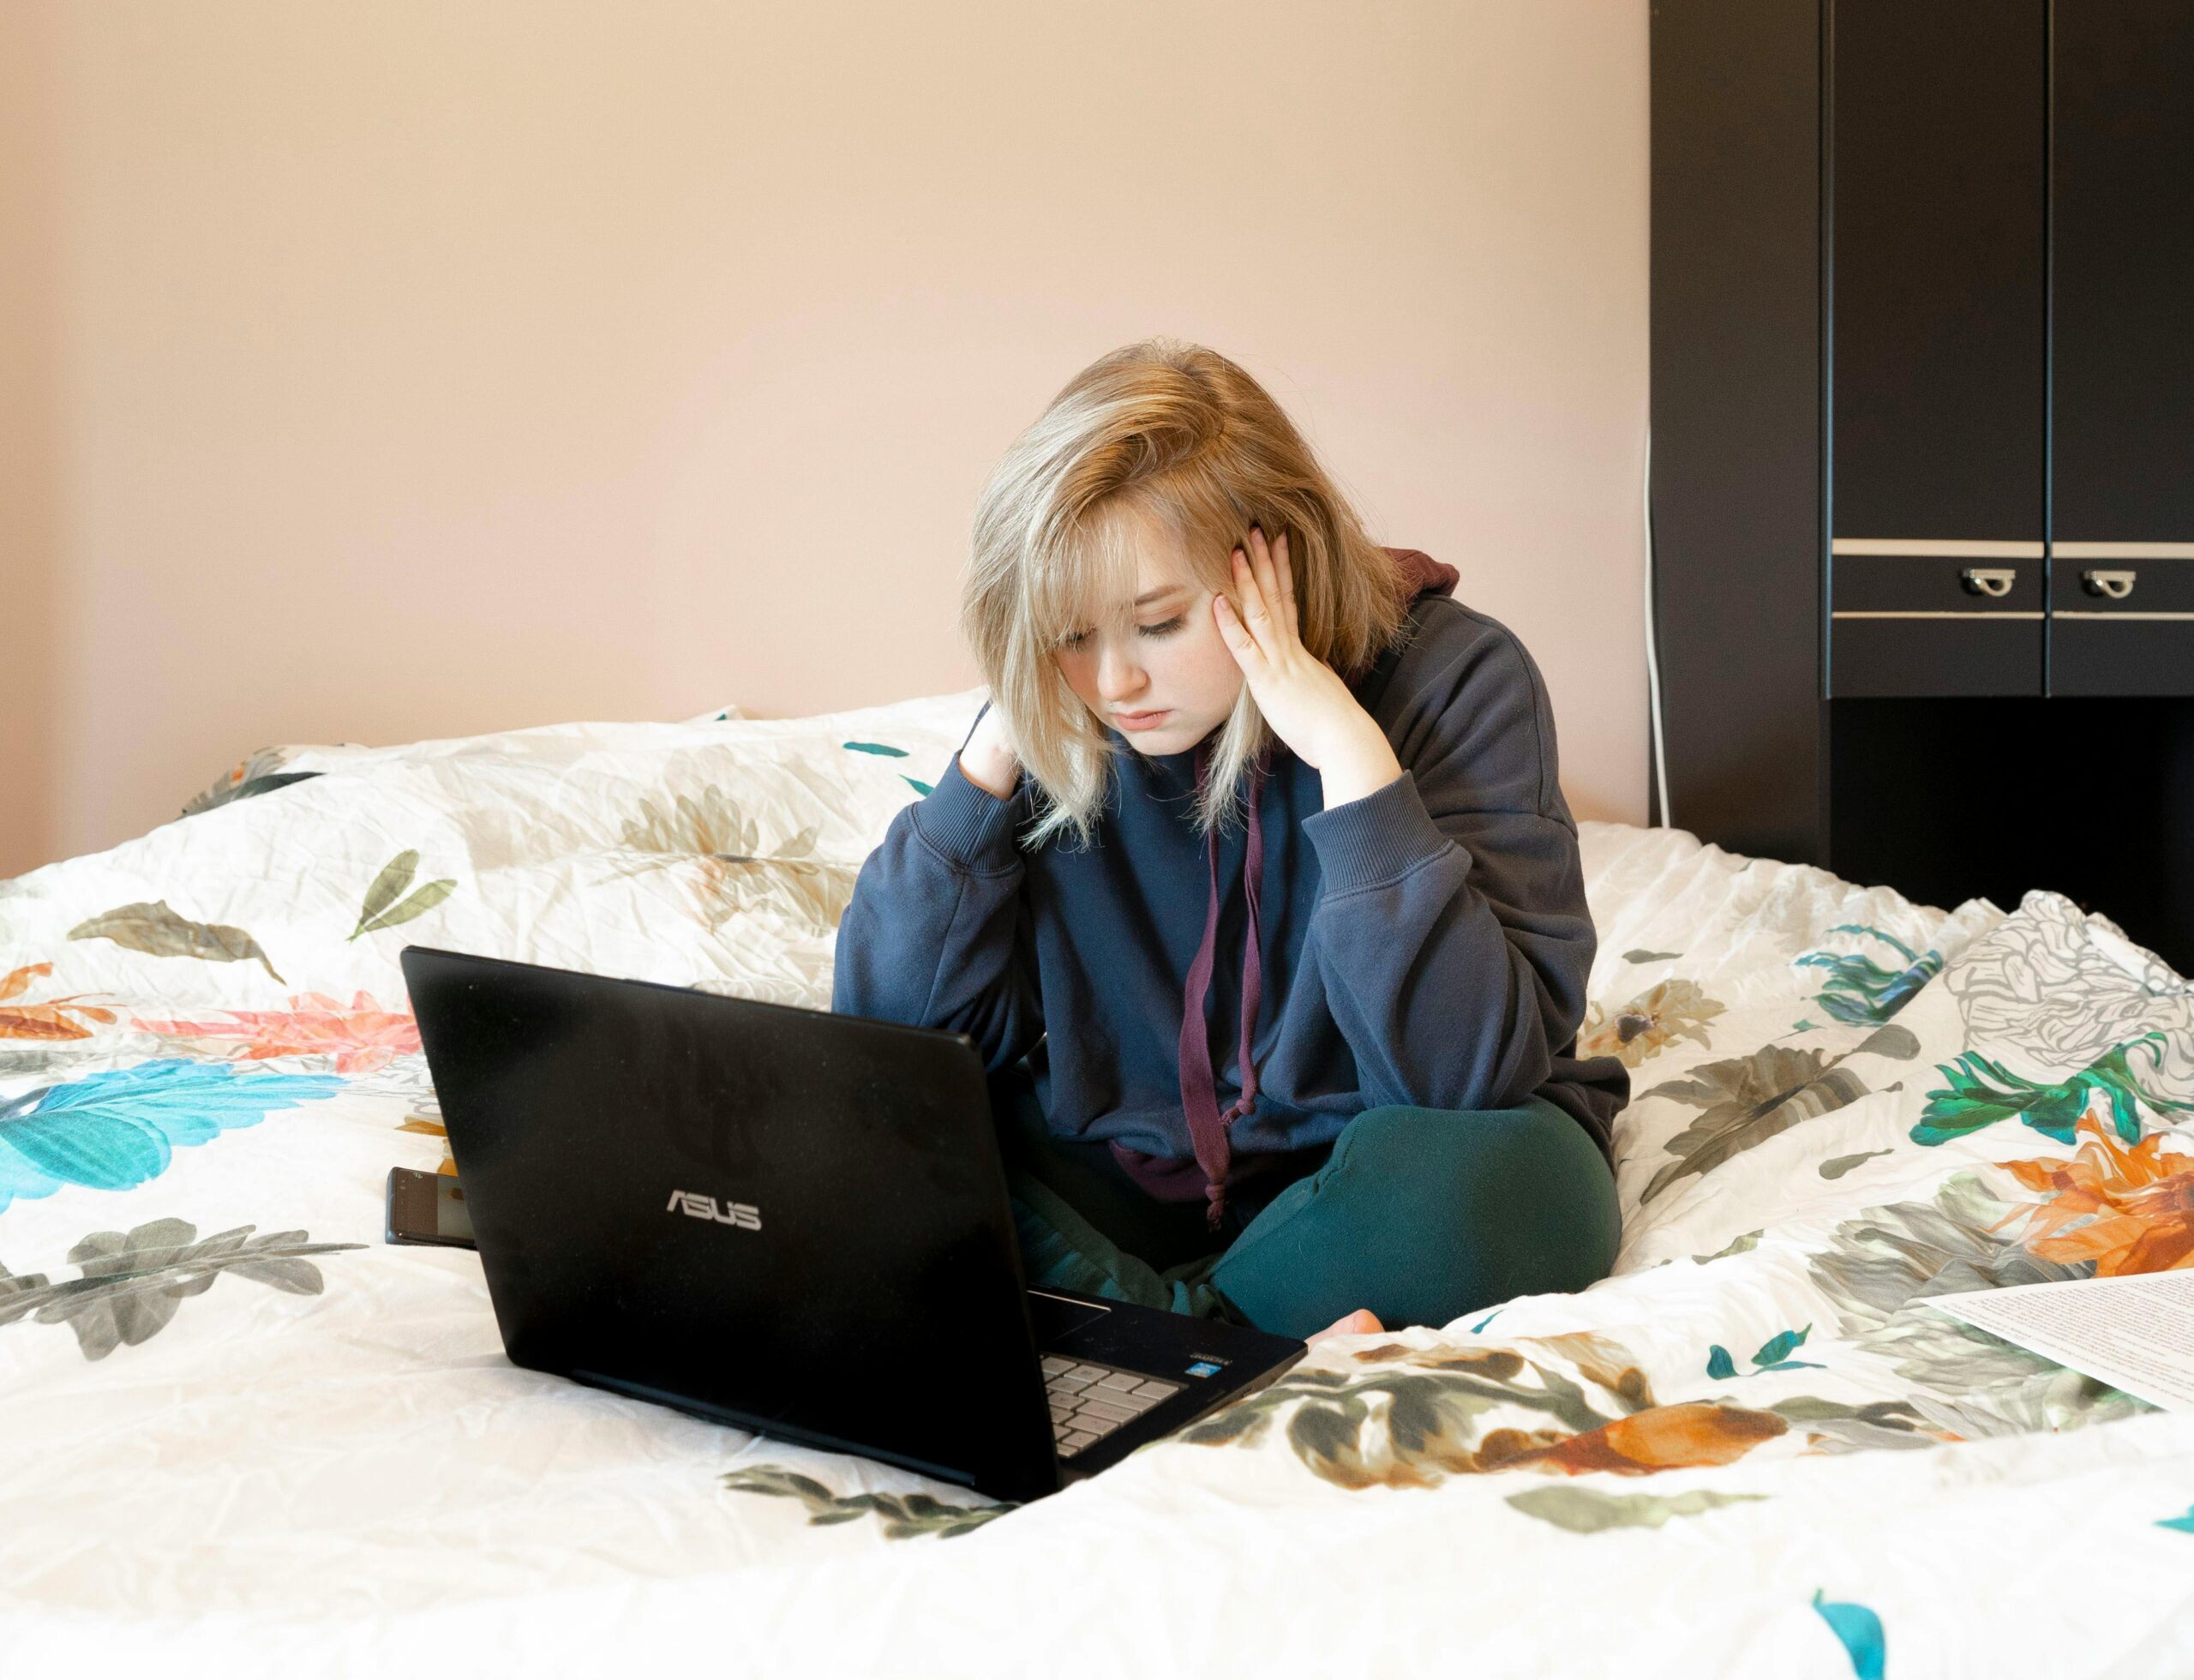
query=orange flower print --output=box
[0,963,117,1041]
[132,991,420,1074]
[1489,1401,1789,1477]
[1993,1108,2194,1276]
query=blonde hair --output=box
[963,338,1413,848]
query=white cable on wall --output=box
[1642,425,1672,828]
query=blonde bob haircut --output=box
[962,337,1415,848]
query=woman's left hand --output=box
[1214,527,1404,807]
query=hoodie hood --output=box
[1385,546,1461,605]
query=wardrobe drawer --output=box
[2050,543,2194,696]
[1828,541,2045,696]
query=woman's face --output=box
[1053,516,1244,756]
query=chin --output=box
[1118,718,1214,755]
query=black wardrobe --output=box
[1651,0,2194,971]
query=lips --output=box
[1113,709,1171,733]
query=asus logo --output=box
[667,1190,762,1231]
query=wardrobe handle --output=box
[2082,568,2137,601]
[1961,567,2017,598]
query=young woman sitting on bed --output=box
[833,338,1628,1346]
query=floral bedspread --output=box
[3,690,2192,1678]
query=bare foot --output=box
[1306,1307,1383,1347]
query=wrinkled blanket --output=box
[3,690,2191,1677]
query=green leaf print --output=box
[0,1262,51,1325]
[182,771,322,818]
[1640,1024,1918,1204]
[1820,1149,1893,1179]
[68,900,285,984]
[1692,1229,1764,1264]
[718,1466,1012,1539]
[0,1216,363,1360]
[1911,1030,2194,1147]
[349,851,459,941]
[1505,1485,1767,1534]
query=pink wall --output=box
[2,1,1648,879]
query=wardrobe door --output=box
[2051,0,2194,696]
[1828,0,2048,697]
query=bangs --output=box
[1022,499,1151,650]
[1022,472,1242,654]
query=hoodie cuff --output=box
[908,754,1023,873]
[1301,770,1456,896]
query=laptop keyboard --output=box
[1042,1354,1184,1458]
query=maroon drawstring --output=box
[1176,741,1266,1231]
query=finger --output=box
[1231,548,1272,639]
[1272,530,1298,625]
[1248,528,1282,621]
[1246,531,1290,649]
[1248,527,1297,651]
[1211,592,1263,669]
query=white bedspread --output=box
[3,690,2191,1677]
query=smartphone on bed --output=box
[385,1166,477,1249]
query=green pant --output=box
[995,1081,1623,1341]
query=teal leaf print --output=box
[1708,1325,1824,1379]
[0,1216,362,1359]
[842,741,909,758]
[0,1059,344,1213]
[1795,923,1943,1024]
[68,900,285,985]
[1812,1588,1885,1680]
[2159,1505,2194,1535]
[900,775,935,796]
[1911,1030,2194,1148]
[1506,1485,1767,1533]
[1753,1324,1813,1366]
[348,851,459,942]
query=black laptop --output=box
[399,945,1304,1503]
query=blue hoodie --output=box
[831,550,1628,1227]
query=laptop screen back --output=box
[401,947,1059,1498]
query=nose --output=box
[1094,637,1148,705]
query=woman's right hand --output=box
[958,703,1020,800]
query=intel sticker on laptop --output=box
[1184,1359,1226,1378]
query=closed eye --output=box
[1058,615,1183,650]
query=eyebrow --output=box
[1133,585,1189,608]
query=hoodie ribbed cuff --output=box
[908,755,1022,873]
[1300,770,1456,896]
